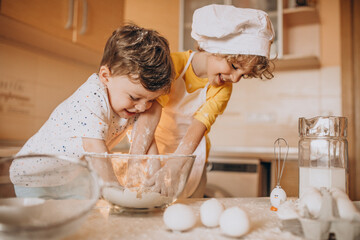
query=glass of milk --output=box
[298,116,348,197]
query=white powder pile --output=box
[103,187,172,209]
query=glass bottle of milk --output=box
[298,116,348,197]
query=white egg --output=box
[219,207,250,237]
[330,187,348,199]
[328,187,360,220]
[200,198,224,227]
[163,204,196,231]
[270,186,287,209]
[327,187,360,221]
[300,186,319,198]
[300,188,322,218]
[336,197,359,220]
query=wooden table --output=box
[64,198,303,240]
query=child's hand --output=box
[125,157,161,188]
[145,158,161,178]
[144,157,192,197]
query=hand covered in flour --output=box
[144,157,192,197]
[124,157,161,188]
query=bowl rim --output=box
[0,154,88,167]
[84,152,196,159]
[0,197,45,208]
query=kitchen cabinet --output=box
[0,161,15,198]
[1,0,72,41]
[0,0,125,53]
[206,147,299,197]
[205,156,265,198]
[180,0,320,70]
[0,148,19,198]
[277,2,320,70]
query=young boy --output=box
[10,24,173,197]
[130,4,275,198]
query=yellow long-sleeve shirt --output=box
[157,51,232,154]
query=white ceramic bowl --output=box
[85,153,195,212]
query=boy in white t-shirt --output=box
[10,24,173,198]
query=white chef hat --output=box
[191,4,275,58]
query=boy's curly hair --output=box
[223,54,275,80]
[100,24,174,92]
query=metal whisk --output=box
[270,138,289,211]
[273,138,289,187]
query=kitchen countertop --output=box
[0,146,21,157]
[0,145,299,161]
[209,146,298,162]
[64,198,302,240]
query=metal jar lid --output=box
[298,116,347,137]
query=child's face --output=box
[99,66,164,119]
[206,55,252,87]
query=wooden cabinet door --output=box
[0,0,72,41]
[75,0,125,53]
[1,0,125,53]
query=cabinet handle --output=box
[65,0,74,29]
[79,0,88,35]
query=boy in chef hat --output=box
[130,4,275,198]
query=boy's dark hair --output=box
[100,24,174,92]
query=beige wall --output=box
[123,0,180,52]
[209,66,341,148]
[319,0,341,66]
[0,41,96,141]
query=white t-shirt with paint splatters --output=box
[10,73,135,187]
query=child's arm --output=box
[82,138,109,153]
[129,101,162,154]
[175,118,207,155]
[146,118,206,197]
[147,138,159,155]
[176,118,207,197]
[127,102,161,189]
[82,137,118,183]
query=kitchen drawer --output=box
[0,160,15,198]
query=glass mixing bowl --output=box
[0,154,100,240]
[85,153,195,213]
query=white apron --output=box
[155,52,208,198]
